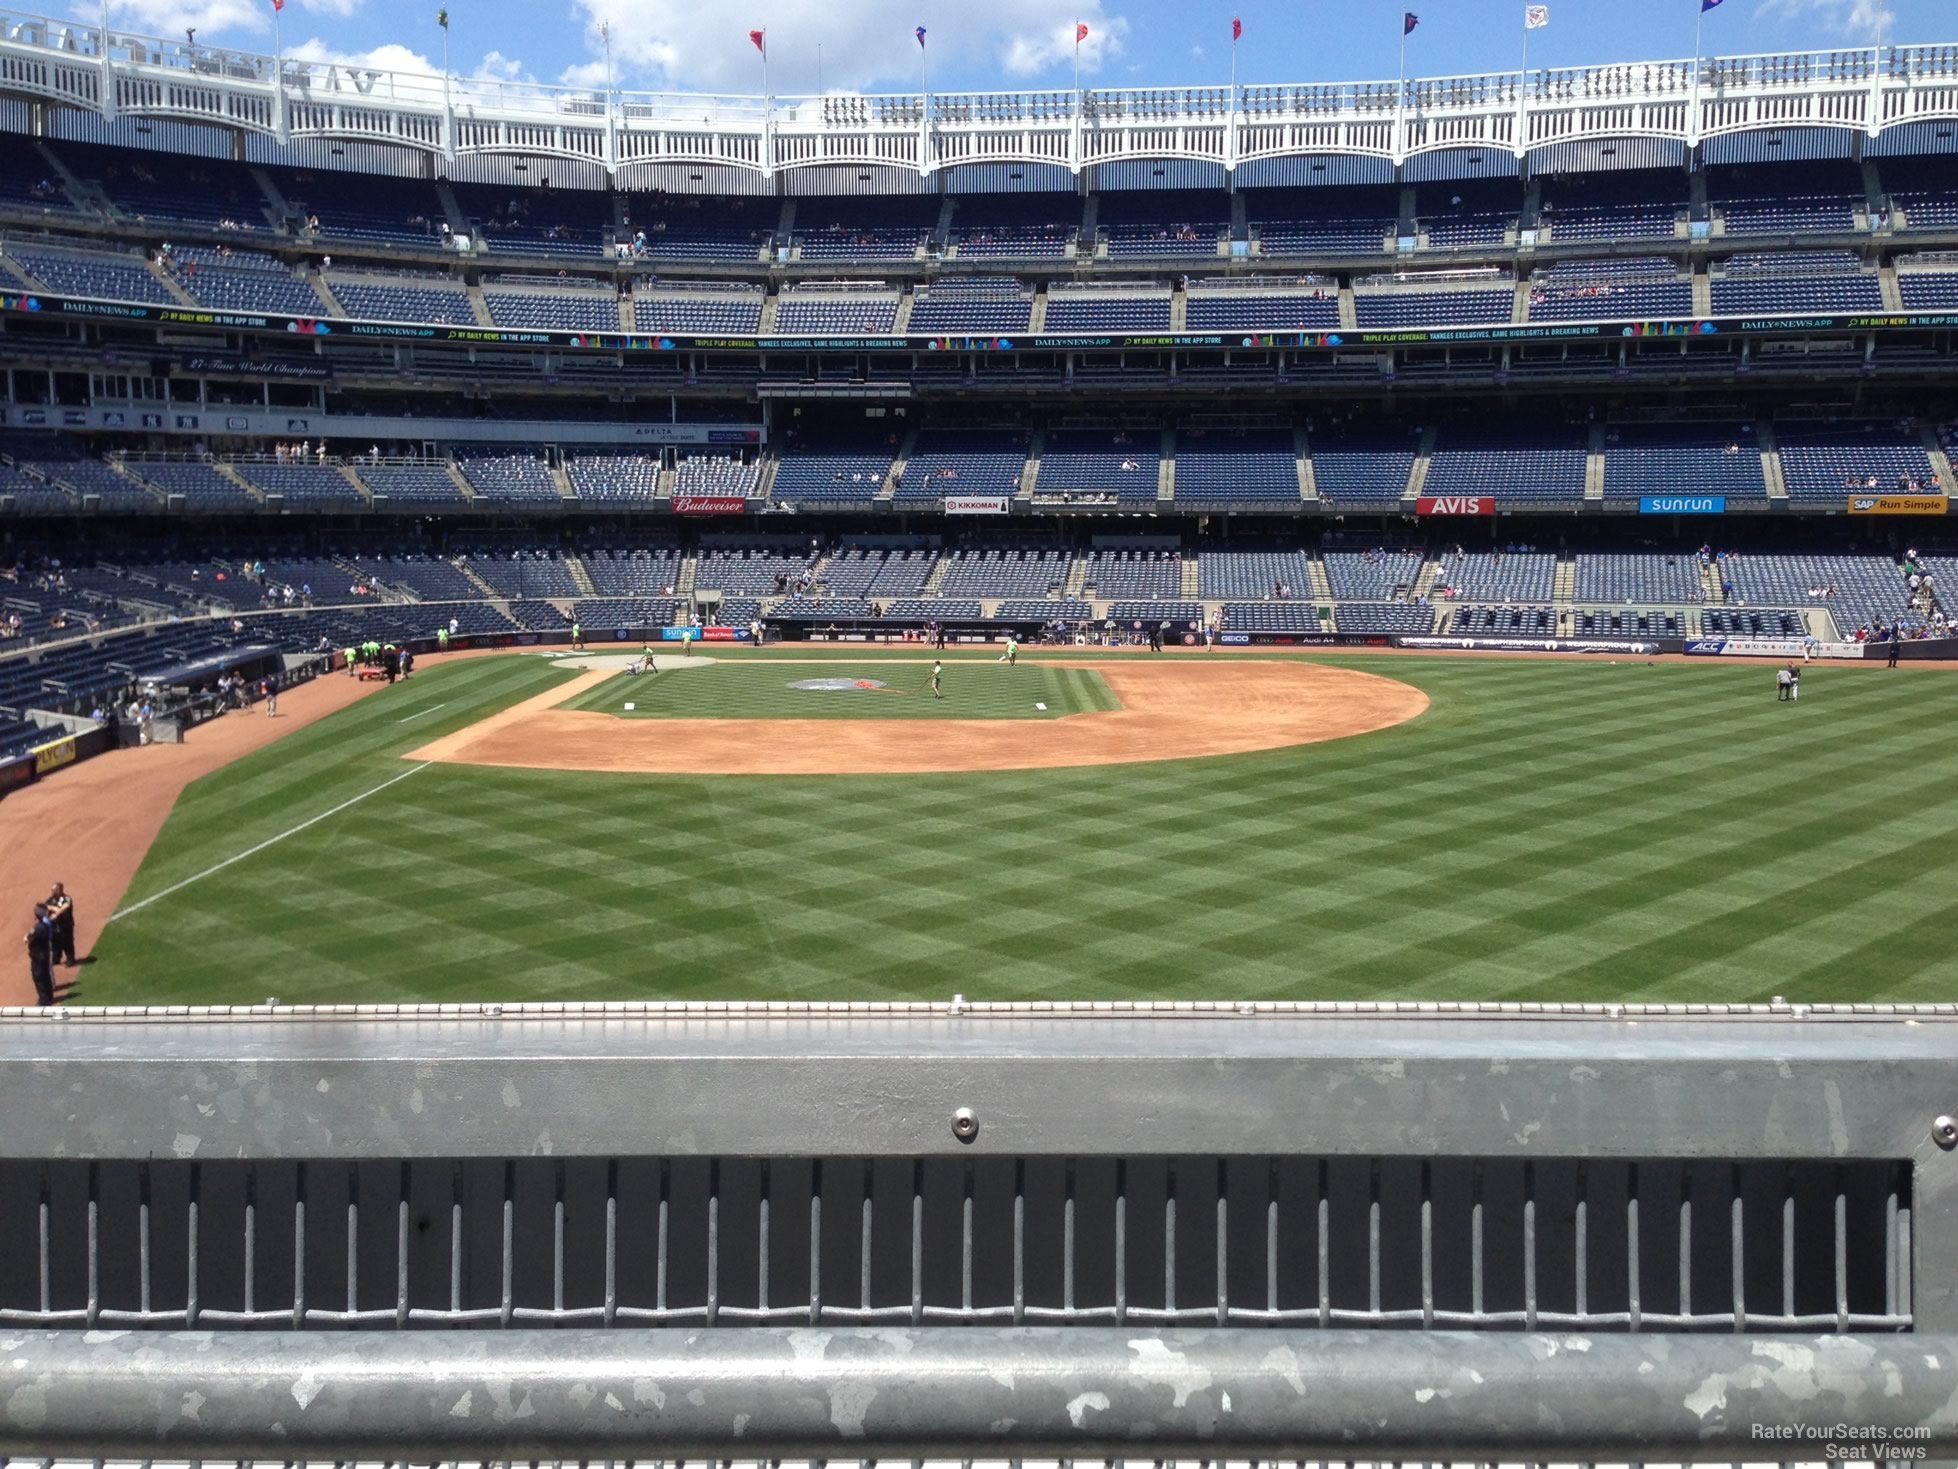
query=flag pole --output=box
[1073,18,1080,97]
[1691,0,1704,142]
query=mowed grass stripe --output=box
[88,653,1958,1004]
[559,660,1114,721]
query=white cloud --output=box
[294,0,364,18]
[286,35,440,75]
[107,0,264,40]
[567,0,1133,95]
[1753,0,1895,41]
[1190,43,1205,60]
[478,49,529,81]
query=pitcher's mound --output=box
[408,659,1427,776]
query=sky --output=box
[99,0,1949,101]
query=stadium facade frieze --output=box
[11,288,1958,356]
[0,401,764,446]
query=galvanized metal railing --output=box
[0,1000,1953,1461]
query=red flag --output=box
[272,0,284,10]
[1232,15,1241,39]
[1075,21,1089,42]
[748,28,765,53]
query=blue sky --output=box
[108,0,1946,98]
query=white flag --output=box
[1524,4,1549,26]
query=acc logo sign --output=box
[1415,496,1496,515]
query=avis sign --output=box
[1415,496,1495,516]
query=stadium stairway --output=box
[1922,426,1958,495]
[1158,429,1176,502]
[1700,561,1724,604]
[453,559,501,598]
[1881,263,1905,313]
[311,270,349,318]
[654,463,675,499]
[1169,287,1188,332]
[1691,268,1712,317]
[550,461,576,500]
[1757,423,1788,503]
[1019,429,1044,500]
[149,257,197,308]
[879,428,918,500]
[251,167,294,227]
[676,555,696,594]
[1309,557,1335,604]
[36,142,105,214]
[1511,279,1531,324]
[567,556,597,597]
[1553,558,1576,602]
[444,462,475,500]
[893,289,916,334]
[465,282,494,328]
[930,197,956,254]
[1063,554,1090,597]
[1180,554,1200,599]
[435,180,469,238]
[618,294,638,331]
[1337,281,1357,329]
[1584,426,1606,501]
[921,555,950,594]
[1028,287,1048,332]
[1296,427,1318,501]
[1402,427,1436,503]
[759,291,780,333]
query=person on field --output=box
[436,626,449,653]
[24,903,55,1007]
[930,660,943,699]
[997,635,1018,666]
[681,626,694,657]
[262,671,278,717]
[45,883,75,967]
[1776,665,1793,702]
[1888,629,1902,668]
[571,621,583,651]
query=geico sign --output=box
[1415,496,1495,515]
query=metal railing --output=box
[0,1001,1954,1459]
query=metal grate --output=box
[0,1155,1911,1333]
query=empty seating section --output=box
[822,549,936,598]
[1708,164,1861,235]
[1710,252,1883,314]
[1538,172,1682,241]
[1425,421,1587,502]
[574,598,683,628]
[951,196,1078,259]
[622,197,772,260]
[236,463,365,506]
[1084,548,1182,597]
[1417,182,1516,248]
[364,555,481,601]
[132,462,258,505]
[1098,190,1228,258]
[177,261,326,315]
[1602,423,1767,499]
[274,169,445,247]
[1897,266,1958,309]
[63,143,263,230]
[771,596,874,620]
[456,449,562,503]
[1324,550,1423,600]
[997,598,1091,621]
[1886,159,1958,231]
[794,199,936,261]
[566,452,662,503]
[898,431,1027,501]
[1043,288,1172,332]
[906,279,1033,333]
[879,599,979,621]
[1249,189,1395,254]
[0,164,74,214]
[462,550,580,598]
[631,286,764,333]
[582,547,682,596]
[329,276,475,325]
[1108,601,1202,624]
[1224,602,1322,632]
[1701,608,1806,637]
[1529,257,1690,321]
[1571,554,1703,603]
[1200,548,1313,599]
[770,433,894,502]
[773,290,899,334]
[1310,425,1417,506]
[358,464,468,503]
[9,454,150,508]
[1185,284,1339,331]
[1576,610,1684,637]
[674,455,759,500]
[695,545,815,594]
[484,288,620,331]
[1335,603,1435,634]
[451,183,609,259]
[938,547,1068,597]
[1173,430,1299,503]
[1451,606,1555,635]
[1037,431,1161,502]
[10,247,172,303]
[1775,425,1936,500]
[1435,552,1556,602]
[1354,283,1514,328]
[1721,554,1910,635]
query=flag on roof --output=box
[1525,5,1548,28]
[1076,21,1089,43]
[915,24,927,47]
[1232,16,1242,40]
[1403,12,1419,34]
[436,7,448,28]
[748,28,765,53]
[271,0,284,12]
[1701,0,1723,10]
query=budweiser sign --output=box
[1415,495,1495,516]
[671,494,749,515]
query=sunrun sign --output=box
[1639,495,1727,514]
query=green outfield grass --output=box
[86,649,1958,1006]
[558,658,1119,720]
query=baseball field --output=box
[61,646,1958,1005]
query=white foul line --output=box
[395,702,449,723]
[106,763,432,924]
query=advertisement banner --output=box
[0,753,34,795]
[31,736,75,776]
[671,495,750,515]
[1639,495,1726,514]
[1848,494,1948,515]
[1414,496,1495,516]
[943,495,1011,515]
[659,626,751,641]
[1397,636,1660,654]
[1685,637,1863,659]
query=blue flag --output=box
[1403,12,1419,34]
[915,24,927,46]
[1701,0,1722,10]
